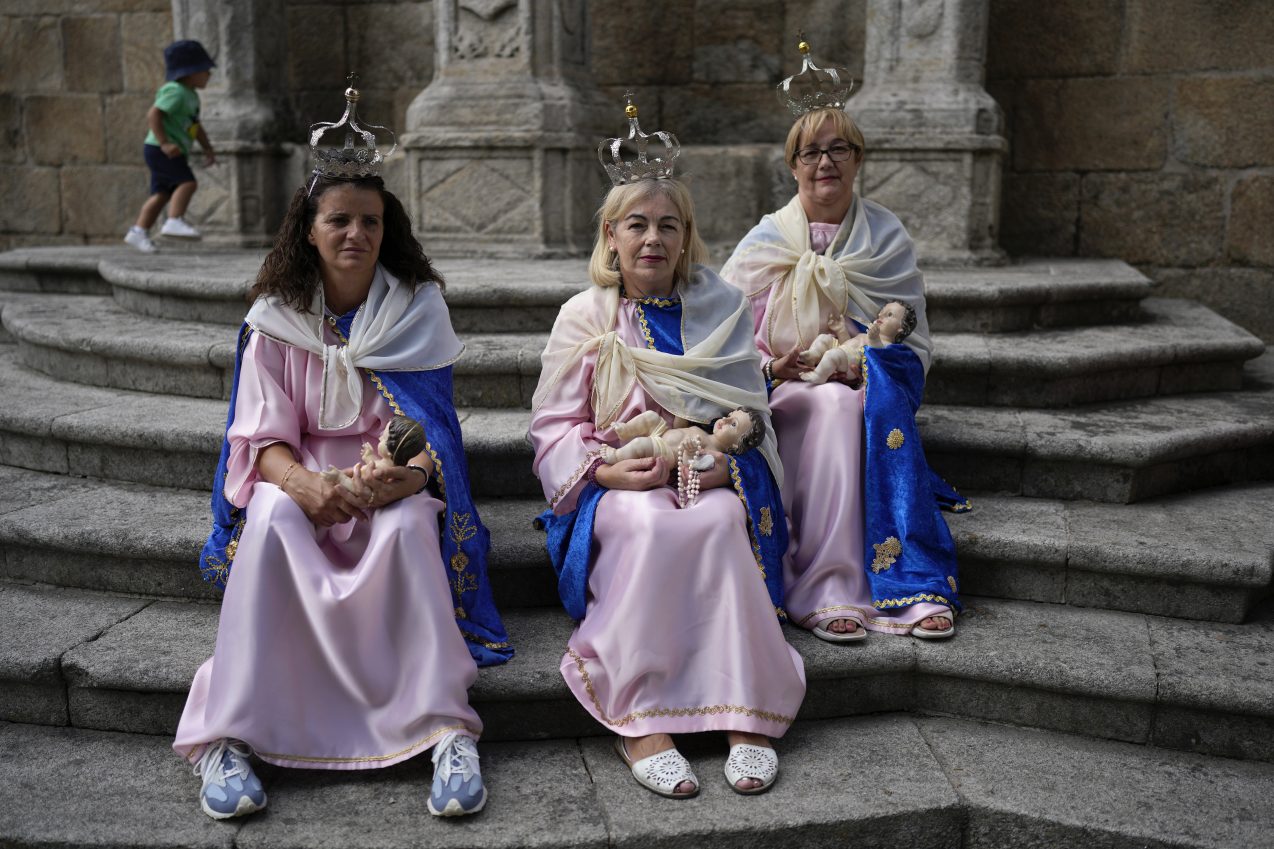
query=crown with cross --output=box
[776,34,855,116]
[597,92,680,186]
[308,73,397,180]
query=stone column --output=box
[171,0,294,246]
[403,0,609,257]
[851,0,1006,265]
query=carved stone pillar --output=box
[171,0,293,246]
[403,0,608,257]
[852,0,1006,265]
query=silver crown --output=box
[597,92,680,186]
[308,73,396,179]
[776,36,855,116]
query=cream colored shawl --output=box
[532,266,782,480]
[721,195,933,372]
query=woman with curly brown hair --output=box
[173,170,511,820]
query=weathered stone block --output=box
[661,83,791,145]
[0,17,64,93]
[680,144,776,249]
[987,0,1122,79]
[1176,77,1274,168]
[0,165,60,233]
[348,2,434,91]
[287,4,348,91]
[1228,175,1274,267]
[692,0,784,83]
[782,0,865,80]
[60,165,148,238]
[0,94,23,164]
[1015,77,1169,171]
[103,93,152,165]
[120,12,172,94]
[1000,172,1079,257]
[1149,266,1274,344]
[62,15,123,93]
[589,0,694,85]
[1080,173,1225,266]
[25,95,106,166]
[1126,0,1274,73]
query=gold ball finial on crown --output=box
[308,71,396,182]
[777,35,854,116]
[345,72,361,101]
[798,30,810,54]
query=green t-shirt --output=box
[144,81,201,157]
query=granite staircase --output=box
[0,245,1271,849]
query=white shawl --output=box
[245,264,463,430]
[532,266,783,481]
[721,194,933,372]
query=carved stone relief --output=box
[419,155,536,236]
[453,0,522,60]
[904,0,945,39]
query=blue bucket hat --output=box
[164,40,216,82]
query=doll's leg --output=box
[801,348,848,383]
[800,333,839,364]
[612,410,663,441]
[602,436,658,464]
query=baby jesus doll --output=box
[600,407,766,469]
[798,300,917,385]
[321,415,431,492]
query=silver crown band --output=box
[308,73,396,185]
[777,38,855,117]
[597,92,680,186]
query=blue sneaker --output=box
[428,733,486,816]
[194,738,267,820]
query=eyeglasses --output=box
[794,143,861,165]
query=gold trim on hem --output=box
[565,648,794,728]
[796,603,915,631]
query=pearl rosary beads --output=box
[677,436,705,509]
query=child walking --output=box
[124,40,217,253]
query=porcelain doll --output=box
[799,301,917,385]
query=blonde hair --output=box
[783,108,867,166]
[588,179,709,289]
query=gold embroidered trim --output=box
[626,294,679,307]
[202,514,245,585]
[886,428,905,449]
[947,576,958,594]
[727,456,766,580]
[634,303,658,351]
[796,603,914,631]
[548,449,603,511]
[566,647,794,728]
[873,593,953,610]
[255,723,472,765]
[758,506,774,536]
[871,536,902,573]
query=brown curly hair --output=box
[252,175,444,311]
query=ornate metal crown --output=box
[597,92,680,186]
[308,74,396,180]
[776,36,855,116]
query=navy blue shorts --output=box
[143,144,196,195]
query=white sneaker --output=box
[123,226,158,253]
[160,216,202,239]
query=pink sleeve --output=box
[223,333,305,508]
[528,343,606,516]
[750,289,775,359]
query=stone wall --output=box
[987,0,1274,340]
[0,0,173,249]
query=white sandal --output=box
[614,738,699,799]
[724,743,779,795]
[911,614,955,639]
[812,617,868,642]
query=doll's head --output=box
[380,415,428,466]
[876,301,918,344]
[712,407,766,455]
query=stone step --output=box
[1,465,1269,623]
[2,348,1272,502]
[2,582,1271,765]
[1,247,1155,332]
[4,292,1261,409]
[6,715,1271,849]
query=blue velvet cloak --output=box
[537,295,789,622]
[198,310,513,667]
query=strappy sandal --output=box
[911,614,955,639]
[812,617,868,642]
[724,743,779,795]
[614,737,699,799]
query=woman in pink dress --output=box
[720,102,961,643]
[530,139,806,796]
[173,163,510,819]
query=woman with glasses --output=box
[720,105,961,644]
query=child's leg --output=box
[168,180,198,219]
[611,410,663,441]
[800,333,838,364]
[135,191,171,230]
[601,436,657,465]
[801,348,848,384]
